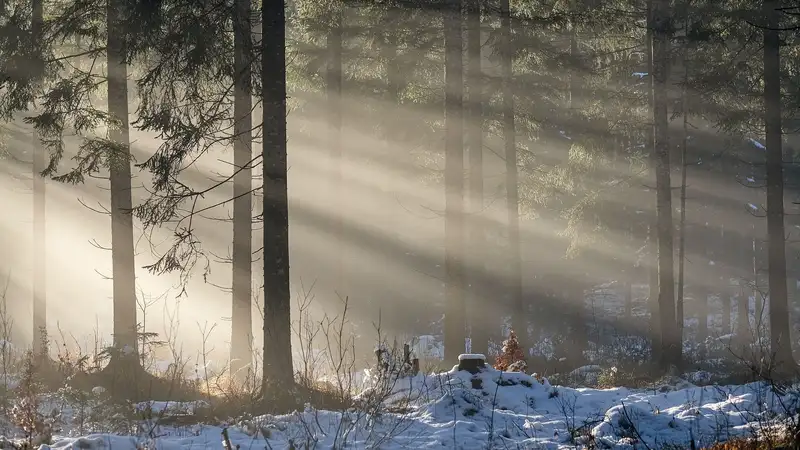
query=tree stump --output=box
[458,354,486,374]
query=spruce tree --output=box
[443,0,466,362]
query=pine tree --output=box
[106,0,138,365]
[651,0,679,370]
[262,0,294,391]
[327,2,344,293]
[443,0,466,362]
[499,0,524,359]
[231,0,255,377]
[466,0,487,358]
[30,0,45,355]
[762,0,794,369]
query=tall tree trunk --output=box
[624,277,633,320]
[566,20,587,366]
[736,283,750,350]
[754,234,764,329]
[652,0,678,370]
[262,0,293,391]
[230,0,253,377]
[107,0,137,359]
[697,284,708,360]
[500,0,524,353]
[645,0,659,360]
[721,290,732,336]
[466,0,486,357]
[720,226,732,336]
[763,0,794,369]
[327,11,344,293]
[443,0,465,362]
[676,34,688,342]
[31,0,45,355]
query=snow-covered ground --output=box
[36,365,800,449]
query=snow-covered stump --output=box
[458,354,486,374]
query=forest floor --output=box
[12,364,798,450]
[1,285,796,449]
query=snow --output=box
[37,367,800,450]
[458,353,486,361]
[134,400,209,415]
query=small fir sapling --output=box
[494,329,527,372]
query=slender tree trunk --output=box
[230,0,253,377]
[721,290,732,336]
[107,0,137,359]
[720,226,732,336]
[327,11,344,293]
[443,0,465,362]
[31,0,45,355]
[652,0,678,370]
[624,277,633,320]
[754,235,764,328]
[500,0,524,353]
[676,36,688,342]
[262,0,293,390]
[697,284,708,359]
[645,0,660,360]
[763,0,794,368]
[737,284,750,350]
[566,20,587,366]
[466,0,486,357]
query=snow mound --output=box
[37,367,800,449]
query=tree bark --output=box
[645,0,659,361]
[736,285,750,350]
[31,0,45,355]
[262,0,294,390]
[624,277,633,320]
[443,0,465,362]
[676,34,688,342]
[230,0,254,377]
[720,227,731,336]
[763,0,794,369]
[107,0,138,358]
[327,11,344,293]
[500,0,524,354]
[697,285,708,360]
[652,0,679,370]
[466,0,487,357]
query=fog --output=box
[1,6,797,373]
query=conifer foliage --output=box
[493,329,527,372]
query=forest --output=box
[1,0,800,448]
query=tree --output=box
[493,328,526,372]
[107,0,138,363]
[231,0,255,376]
[675,1,689,340]
[651,0,679,370]
[465,0,486,357]
[499,0,523,359]
[762,0,794,369]
[327,4,344,293]
[262,0,294,391]
[443,0,465,362]
[31,0,45,355]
